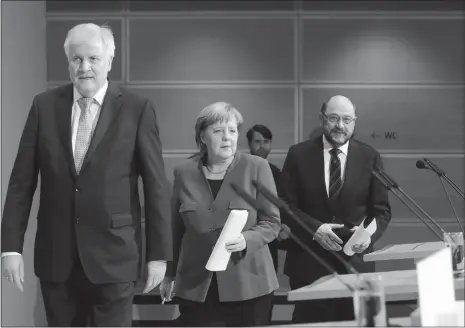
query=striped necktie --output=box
[328,148,343,199]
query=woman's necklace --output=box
[205,159,233,174]
[205,165,228,174]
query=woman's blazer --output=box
[167,152,280,302]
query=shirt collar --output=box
[73,80,109,107]
[322,134,349,156]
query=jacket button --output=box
[332,216,336,222]
[75,188,80,192]
[76,217,79,224]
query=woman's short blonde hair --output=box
[194,102,244,154]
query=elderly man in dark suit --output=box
[279,95,392,323]
[1,23,172,326]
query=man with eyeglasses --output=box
[279,95,391,323]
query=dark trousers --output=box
[268,240,279,273]
[176,274,273,327]
[290,277,354,324]
[40,259,135,327]
[267,242,279,324]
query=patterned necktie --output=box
[74,97,93,174]
[329,148,343,199]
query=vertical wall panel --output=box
[2,2,47,326]
[128,18,295,82]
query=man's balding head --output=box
[319,95,357,147]
[322,95,356,117]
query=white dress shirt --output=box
[322,135,349,197]
[2,81,109,258]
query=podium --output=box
[287,270,464,302]
[363,241,445,262]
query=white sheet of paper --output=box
[205,210,249,272]
[416,247,456,326]
[343,217,377,256]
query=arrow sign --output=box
[370,132,380,139]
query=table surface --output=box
[287,269,465,302]
[364,241,445,262]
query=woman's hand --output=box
[159,277,175,303]
[225,234,247,252]
[277,224,291,241]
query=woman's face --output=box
[201,117,239,162]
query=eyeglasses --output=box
[322,113,357,125]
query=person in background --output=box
[279,95,392,323]
[160,102,280,327]
[1,23,172,326]
[246,124,291,272]
[246,124,291,324]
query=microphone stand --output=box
[438,176,465,234]
[424,158,465,199]
[374,169,446,241]
[418,159,464,234]
[249,180,360,277]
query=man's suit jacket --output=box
[267,162,283,271]
[1,82,172,284]
[279,136,391,284]
[167,152,280,302]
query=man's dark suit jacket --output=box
[267,162,282,271]
[167,152,280,302]
[1,82,173,284]
[279,136,391,284]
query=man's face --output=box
[320,100,356,147]
[68,37,112,97]
[249,131,271,159]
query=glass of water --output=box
[353,275,387,327]
[444,232,465,277]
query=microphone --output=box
[415,159,429,170]
[424,158,445,176]
[229,182,356,292]
[372,169,444,241]
[423,158,464,199]
[416,159,464,234]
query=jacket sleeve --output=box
[165,168,185,278]
[279,146,324,243]
[369,152,392,244]
[136,100,173,262]
[242,160,281,255]
[1,97,40,253]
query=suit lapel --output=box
[312,138,330,208]
[80,82,123,173]
[55,84,77,177]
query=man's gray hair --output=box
[194,102,244,154]
[64,23,115,59]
